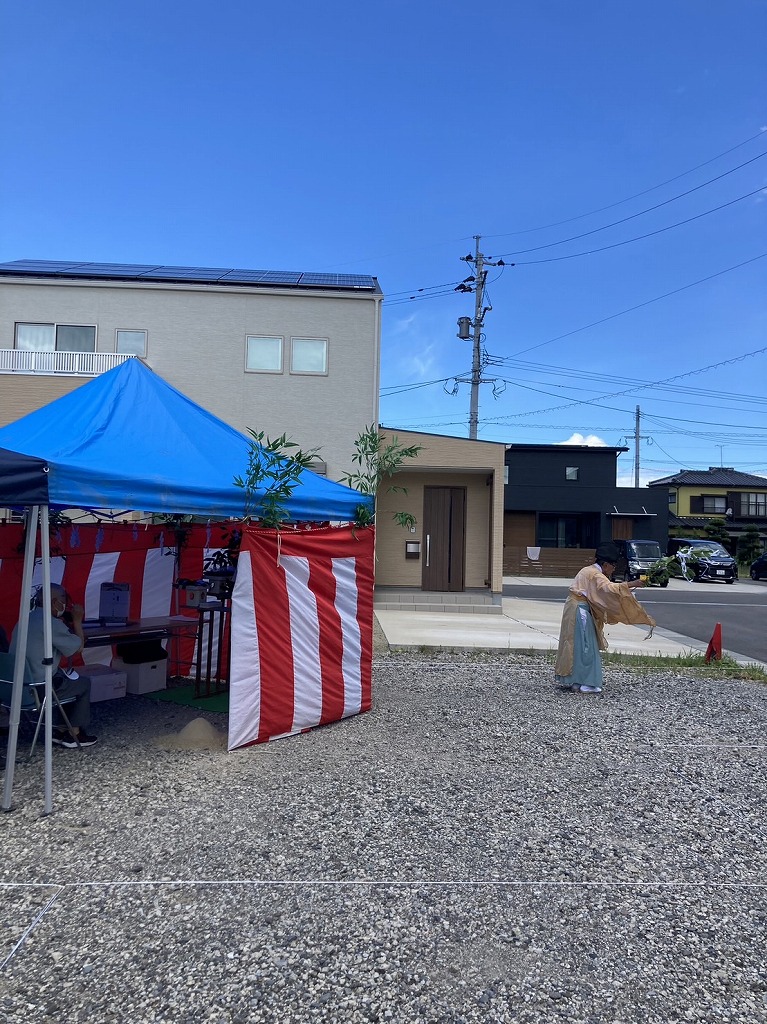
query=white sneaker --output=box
[577,685,602,694]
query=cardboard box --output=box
[85,664,127,702]
[113,657,167,695]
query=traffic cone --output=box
[705,622,722,663]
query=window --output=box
[745,492,767,517]
[290,337,327,374]
[16,324,54,350]
[246,336,283,373]
[668,491,676,505]
[538,513,580,548]
[116,329,147,356]
[15,322,96,352]
[565,466,579,481]
[702,495,727,514]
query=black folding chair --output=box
[0,652,82,759]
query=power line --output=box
[379,254,767,394]
[384,280,462,299]
[497,149,767,258]
[380,375,455,397]
[512,185,766,266]
[508,252,766,357]
[324,130,767,271]
[483,129,767,239]
[482,341,767,421]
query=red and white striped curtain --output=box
[0,521,375,748]
[228,524,374,750]
[0,522,235,674]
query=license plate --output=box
[716,570,725,576]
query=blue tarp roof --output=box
[0,359,369,521]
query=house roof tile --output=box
[649,468,767,488]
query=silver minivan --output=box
[611,539,666,586]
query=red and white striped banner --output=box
[0,522,237,674]
[228,524,374,750]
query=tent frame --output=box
[3,505,57,814]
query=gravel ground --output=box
[2,650,767,1023]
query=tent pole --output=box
[40,506,54,816]
[2,505,40,812]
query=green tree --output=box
[340,425,423,528]
[737,523,763,565]
[234,430,321,528]
[703,518,731,548]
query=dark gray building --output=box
[504,444,668,576]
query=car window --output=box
[629,542,662,559]
[689,542,729,556]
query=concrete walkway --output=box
[375,575,765,667]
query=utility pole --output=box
[627,405,642,487]
[468,237,485,440]
[455,235,504,440]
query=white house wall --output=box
[0,277,381,481]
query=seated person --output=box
[9,584,98,748]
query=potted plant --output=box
[203,548,237,598]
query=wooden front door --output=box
[611,517,635,540]
[422,486,466,592]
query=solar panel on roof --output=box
[74,263,161,276]
[299,272,375,288]
[223,270,303,285]
[0,260,85,273]
[0,260,377,291]
[138,266,231,281]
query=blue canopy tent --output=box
[0,357,366,520]
[0,359,371,812]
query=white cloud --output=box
[403,342,438,378]
[616,469,659,488]
[391,314,417,335]
[384,311,445,380]
[557,432,608,446]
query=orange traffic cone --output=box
[705,622,722,663]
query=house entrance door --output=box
[422,486,466,592]
[611,517,635,540]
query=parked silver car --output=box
[611,539,667,586]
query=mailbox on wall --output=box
[405,541,421,560]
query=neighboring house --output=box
[648,467,767,544]
[374,429,506,610]
[504,444,668,576]
[0,259,382,482]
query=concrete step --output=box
[374,589,502,615]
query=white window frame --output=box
[245,336,284,374]
[290,337,328,376]
[116,329,148,357]
[15,322,97,353]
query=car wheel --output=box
[752,569,758,580]
[726,578,735,584]
[660,580,668,588]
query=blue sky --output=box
[1,1,765,485]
